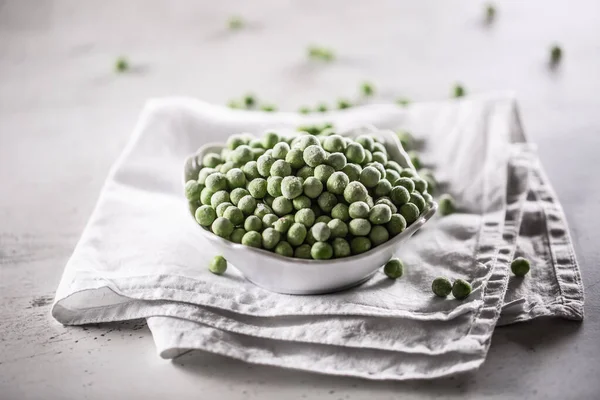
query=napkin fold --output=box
[52,94,583,380]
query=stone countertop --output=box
[1,0,599,399]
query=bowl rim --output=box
[184,128,437,265]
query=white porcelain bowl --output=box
[184,128,437,294]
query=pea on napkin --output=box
[52,94,583,380]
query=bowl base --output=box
[243,272,377,295]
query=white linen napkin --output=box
[52,94,583,380]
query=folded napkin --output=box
[52,94,583,380]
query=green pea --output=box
[327,152,347,171]
[225,168,246,189]
[273,217,293,233]
[270,159,292,177]
[273,241,292,257]
[303,145,327,168]
[303,176,323,199]
[368,162,386,179]
[452,279,472,300]
[409,192,426,213]
[311,242,333,260]
[195,205,216,226]
[342,163,362,182]
[369,225,389,246]
[328,219,348,238]
[315,215,332,224]
[360,82,375,97]
[238,195,257,215]
[349,201,369,219]
[298,106,311,115]
[337,99,351,109]
[343,181,368,203]
[287,222,308,246]
[550,44,562,65]
[185,180,202,202]
[293,195,311,210]
[374,179,392,197]
[264,194,275,207]
[311,222,331,242]
[359,166,380,188]
[230,188,250,205]
[394,177,415,193]
[323,135,346,153]
[384,258,403,279]
[209,255,227,275]
[242,161,261,180]
[366,195,375,208]
[272,196,293,216]
[231,145,253,164]
[387,160,403,174]
[385,170,400,184]
[286,148,305,169]
[295,208,316,228]
[372,152,387,164]
[400,203,420,225]
[400,168,417,178]
[351,237,371,255]
[332,238,351,258]
[215,202,233,217]
[326,171,349,195]
[369,204,392,225]
[317,192,338,213]
[291,244,310,259]
[211,217,234,239]
[297,166,315,180]
[362,150,373,165]
[223,206,244,225]
[295,135,321,151]
[281,176,304,199]
[226,134,246,150]
[262,132,279,149]
[423,192,433,205]
[349,218,371,236]
[261,213,277,229]
[267,176,283,197]
[254,203,273,219]
[198,167,217,184]
[432,277,452,297]
[453,83,466,98]
[372,142,386,154]
[242,231,262,248]
[246,178,266,199]
[331,203,350,221]
[375,197,397,213]
[205,172,227,192]
[390,185,410,206]
[272,142,290,160]
[203,153,222,168]
[210,190,230,209]
[345,142,366,164]
[314,164,335,184]
[412,177,428,194]
[355,135,374,152]
[386,213,407,236]
[511,257,530,277]
[316,103,328,113]
[261,228,281,250]
[257,154,275,177]
[219,161,236,174]
[230,228,246,243]
[200,187,215,205]
[244,215,263,232]
[439,194,456,216]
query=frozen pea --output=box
[242,231,262,248]
[345,142,365,164]
[311,242,333,260]
[366,195,374,208]
[267,176,283,197]
[244,215,263,232]
[294,244,312,259]
[412,177,428,194]
[326,171,349,195]
[303,177,323,199]
[372,142,386,154]
[386,213,407,236]
[238,195,257,215]
[270,160,292,177]
[242,161,260,181]
[310,204,322,219]
[311,222,331,242]
[387,160,403,173]
[342,163,361,182]
[384,258,403,279]
[332,238,351,258]
[295,208,316,227]
[423,192,433,204]
[216,202,233,217]
[372,151,387,165]
[287,223,308,246]
[209,255,227,275]
[369,225,389,246]
[248,178,267,199]
[249,138,263,149]
[195,205,216,226]
[281,176,304,199]
[432,277,452,297]
[272,196,293,216]
[349,218,371,236]
[369,162,386,179]
[254,203,273,219]
[394,177,415,193]
[314,164,335,183]
[375,197,397,213]
[315,215,332,224]
[257,154,275,177]
[293,195,311,210]
[385,169,400,184]
[328,219,348,238]
[369,204,392,225]
[230,228,246,243]
[297,166,315,180]
[230,188,250,206]
[439,194,456,216]
[511,257,531,277]
[200,187,215,206]
[400,203,420,224]
[210,190,230,208]
[390,185,410,206]
[221,147,232,160]
[303,145,327,168]
[351,237,371,255]
[327,152,347,171]
[349,201,369,219]
[273,217,293,233]
[262,228,281,250]
[331,203,350,221]
[264,194,275,207]
[185,180,202,202]
[374,179,392,197]
[295,135,321,151]
[227,135,246,150]
[343,181,368,203]
[262,213,278,228]
[408,151,421,170]
[205,172,227,192]
[400,169,416,178]
[305,229,317,245]
[272,142,290,160]
[323,135,346,153]
[317,192,338,212]
[223,162,240,174]
[355,135,374,152]
[212,217,234,239]
[203,153,222,168]
[275,241,294,257]
[262,132,279,149]
[452,279,472,300]
[223,206,244,225]
[410,192,426,213]
[359,166,381,188]
[286,148,305,169]
[232,145,253,164]
[226,168,246,189]
[198,167,217,184]
[362,150,373,165]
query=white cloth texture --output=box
[52,93,584,380]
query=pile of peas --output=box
[185,129,434,260]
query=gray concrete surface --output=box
[1,0,599,399]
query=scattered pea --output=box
[511,257,531,277]
[432,277,452,297]
[384,258,403,279]
[209,255,227,275]
[452,279,472,300]
[438,194,456,216]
